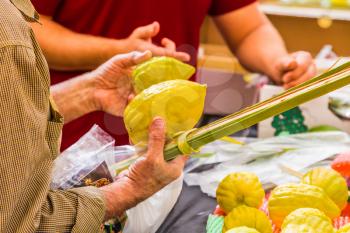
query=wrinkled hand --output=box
[90,51,152,116]
[101,117,187,218]
[122,117,187,198]
[126,21,190,62]
[273,51,316,89]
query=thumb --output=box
[146,117,166,160]
[276,56,298,72]
[116,50,152,68]
[127,94,135,104]
[131,21,160,40]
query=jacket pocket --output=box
[46,98,64,159]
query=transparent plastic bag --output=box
[123,174,184,233]
[51,124,183,233]
[109,145,139,177]
[51,125,115,189]
[329,86,350,119]
[109,146,183,233]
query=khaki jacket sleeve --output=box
[38,187,106,233]
[0,44,106,232]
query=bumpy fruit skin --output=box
[132,56,195,93]
[268,183,340,228]
[281,208,334,233]
[282,224,320,233]
[225,226,260,233]
[301,167,348,210]
[124,80,206,145]
[338,223,350,233]
[216,172,265,214]
[223,206,272,233]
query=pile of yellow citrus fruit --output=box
[216,167,349,233]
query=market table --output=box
[156,183,216,233]
[155,123,256,233]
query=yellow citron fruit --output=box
[225,226,260,233]
[124,80,206,145]
[132,56,195,93]
[281,208,334,233]
[301,167,348,210]
[223,205,272,233]
[216,172,265,214]
[338,223,350,233]
[282,224,322,233]
[268,183,340,228]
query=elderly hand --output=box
[88,50,152,117]
[101,117,187,219]
[126,21,190,62]
[273,51,316,89]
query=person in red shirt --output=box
[31,0,315,150]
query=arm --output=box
[38,120,186,231]
[50,51,187,219]
[213,3,286,83]
[101,117,188,219]
[51,51,151,123]
[213,3,315,87]
[0,45,184,231]
[41,118,186,230]
[31,16,189,71]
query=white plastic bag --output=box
[123,174,184,233]
[185,132,350,197]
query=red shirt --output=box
[32,0,255,151]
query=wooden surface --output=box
[267,14,350,56]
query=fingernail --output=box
[131,51,139,59]
[133,51,146,61]
[140,50,152,59]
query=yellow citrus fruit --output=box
[268,183,340,228]
[225,226,260,233]
[132,56,195,93]
[281,208,334,233]
[301,167,348,210]
[338,223,350,233]
[282,224,320,233]
[124,80,206,145]
[216,172,265,214]
[223,205,272,233]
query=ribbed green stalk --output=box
[164,62,350,160]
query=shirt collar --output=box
[10,0,40,22]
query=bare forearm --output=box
[213,3,288,83]
[235,23,288,83]
[100,177,140,220]
[50,73,97,123]
[31,16,129,71]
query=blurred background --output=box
[200,0,350,60]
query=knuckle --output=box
[143,157,158,170]
[150,131,164,141]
